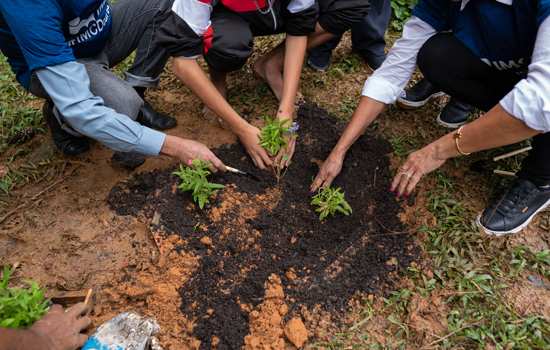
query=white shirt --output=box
[361,14,550,133]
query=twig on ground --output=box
[493,169,516,177]
[0,165,80,225]
[493,146,532,162]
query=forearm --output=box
[278,35,308,119]
[0,329,52,350]
[172,58,249,134]
[332,96,386,156]
[433,104,541,160]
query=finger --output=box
[206,162,218,173]
[253,154,266,170]
[74,316,92,332]
[284,141,296,168]
[310,173,325,192]
[66,302,89,319]
[405,172,423,196]
[49,304,64,314]
[391,164,409,192]
[258,148,273,168]
[397,172,411,197]
[74,334,89,348]
[322,173,336,189]
[211,156,226,172]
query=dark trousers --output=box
[417,33,550,186]
[310,0,390,59]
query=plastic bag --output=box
[82,312,162,350]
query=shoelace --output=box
[496,182,538,216]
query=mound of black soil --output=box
[108,102,419,349]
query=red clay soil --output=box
[108,102,419,349]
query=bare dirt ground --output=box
[1,36,549,349]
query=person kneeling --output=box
[312,0,550,236]
[0,0,225,171]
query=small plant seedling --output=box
[0,266,49,328]
[311,186,352,221]
[259,118,291,156]
[173,160,225,209]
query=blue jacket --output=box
[413,0,550,72]
[0,0,112,88]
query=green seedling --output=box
[0,266,49,328]
[173,160,225,209]
[311,186,352,221]
[259,118,291,156]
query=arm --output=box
[0,329,49,350]
[277,34,308,120]
[38,61,225,170]
[171,58,272,169]
[391,16,550,196]
[311,17,437,191]
[36,61,165,155]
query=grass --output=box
[314,171,550,349]
[0,56,44,154]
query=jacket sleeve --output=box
[411,0,452,32]
[156,0,214,58]
[499,15,550,132]
[284,0,318,36]
[36,61,166,155]
[362,16,437,104]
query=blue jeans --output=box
[310,0,391,60]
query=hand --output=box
[162,135,226,172]
[31,303,91,350]
[274,134,296,169]
[310,151,345,192]
[236,124,273,170]
[391,144,447,197]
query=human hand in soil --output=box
[391,143,446,197]
[236,124,273,170]
[274,134,297,170]
[161,135,226,172]
[310,151,344,192]
[31,303,91,350]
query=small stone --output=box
[200,236,212,246]
[284,318,308,348]
[285,269,297,281]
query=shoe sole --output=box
[476,197,550,237]
[396,92,445,110]
[436,113,467,129]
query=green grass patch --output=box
[0,56,44,153]
[317,172,550,349]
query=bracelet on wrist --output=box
[453,126,471,156]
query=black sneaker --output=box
[307,49,332,72]
[477,179,550,236]
[397,78,444,109]
[436,98,474,129]
[43,101,90,156]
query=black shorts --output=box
[318,0,370,36]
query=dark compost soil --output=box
[108,102,419,349]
